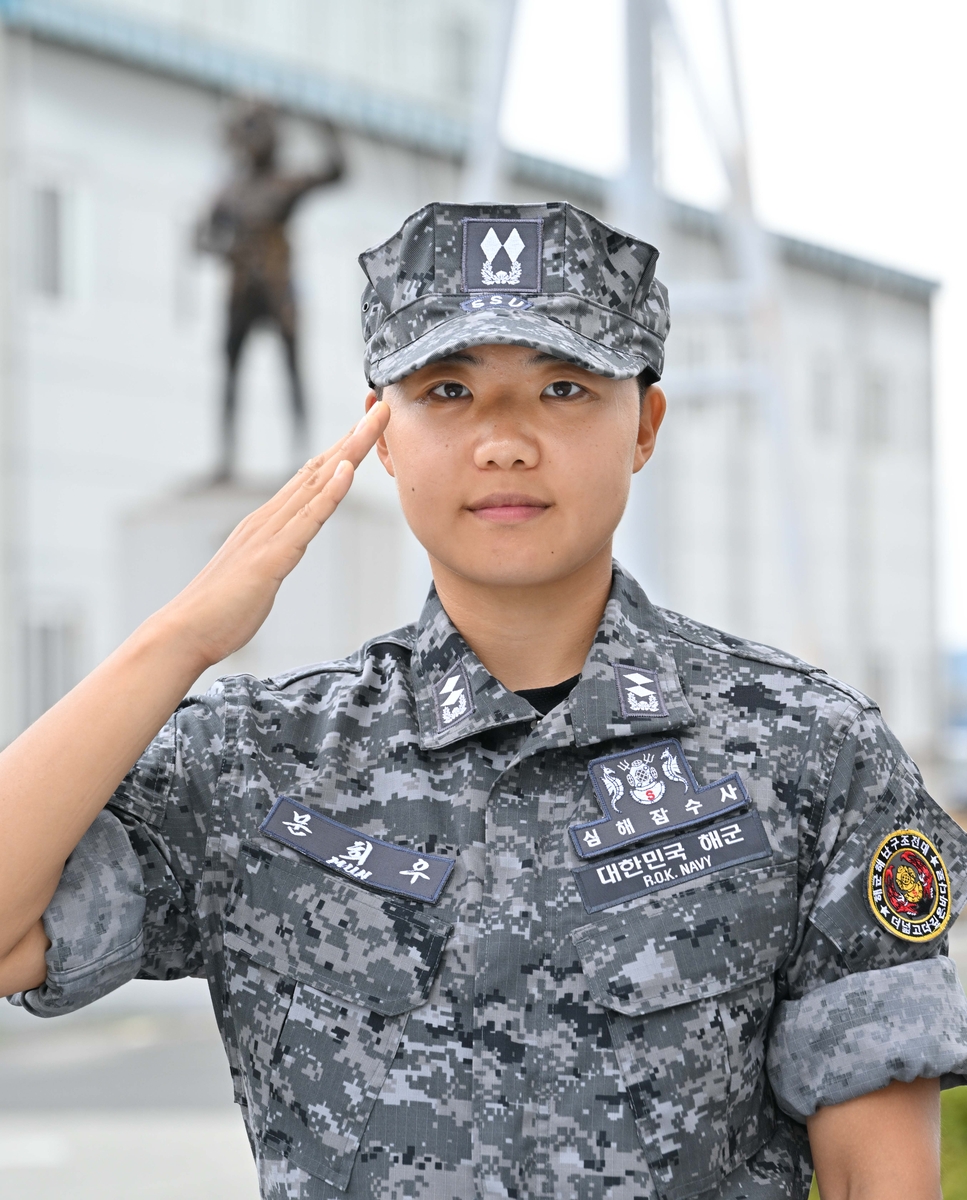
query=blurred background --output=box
[1,0,966,1195]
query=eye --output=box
[429,381,471,400]
[542,380,584,398]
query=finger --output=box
[274,459,356,554]
[259,421,359,509]
[240,410,377,536]
[262,402,389,536]
[330,400,390,469]
[278,403,385,496]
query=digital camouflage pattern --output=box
[358,203,670,387]
[12,565,967,1200]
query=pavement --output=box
[0,977,259,1199]
[3,917,967,1198]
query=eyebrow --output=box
[429,352,483,368]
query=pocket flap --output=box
[571,860,796,1016]
[224,843,453,1016]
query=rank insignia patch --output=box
[570,737,750,859]
[612,664,668,718]
[868,829,951,942]
[433,662,474,730]
[260,797,454,904]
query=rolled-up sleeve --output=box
[768,957,967,1120]
[7,682,227,1017]
[9,809,145,1016]
[767,707,967,1121]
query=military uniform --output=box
[11,204,967,1199]
[13,567,967,1199]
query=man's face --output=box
[370,344,665,589]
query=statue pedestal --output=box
[119,481,427,692]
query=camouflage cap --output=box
[358,202,670,388]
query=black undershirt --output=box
[515,674,581,716]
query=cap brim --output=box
[368,308,646,387]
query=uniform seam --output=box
[46,928,144,982]
[666,625,816,677]
[803,700,872,885]
[772,700,871,990]
[265,662,364,689]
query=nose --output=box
[471,405,540,471]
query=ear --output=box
[366,390,395,477]
[632,385,666,473]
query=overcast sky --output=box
[501,0,967,650]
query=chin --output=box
[439,547,593,589]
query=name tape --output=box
[260,797,454,904]
[572,809,771,913]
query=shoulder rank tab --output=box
[570,737,750,859]
[260,797,454,904]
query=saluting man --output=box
[2,202,966,1200]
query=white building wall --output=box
[0,16,939,771]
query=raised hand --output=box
[165,399,389,669]
[0,398,390,966]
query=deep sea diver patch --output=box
[573,809,771,913]
[260,797,454,904]
[570,737,750,859]
[868,829,951,942]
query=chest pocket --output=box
[571,859,797,1200]
[223,843,452,1191]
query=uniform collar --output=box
[412,563,695,752]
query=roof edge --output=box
[0,0,939,301]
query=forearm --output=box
[0,609,209,958]
[807,1077,941,1200]
[0,919,49,996]
[0,403,386,962]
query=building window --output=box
[31,186,63,298]
[860,369,890,447]
[23,618,78,725]
[812,358,834,435]
[447,20,475,100]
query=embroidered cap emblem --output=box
[461,217,542,293]
[613,664,668,718]
[434,662,474,730]
[868,829,951,942]
[480,226,524,285]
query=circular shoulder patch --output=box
[867,829,951,942]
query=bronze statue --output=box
[197,102,344,481]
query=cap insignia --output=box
[867,829,951,942]
[461,217,543,294]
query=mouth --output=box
[465,492,552,524]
